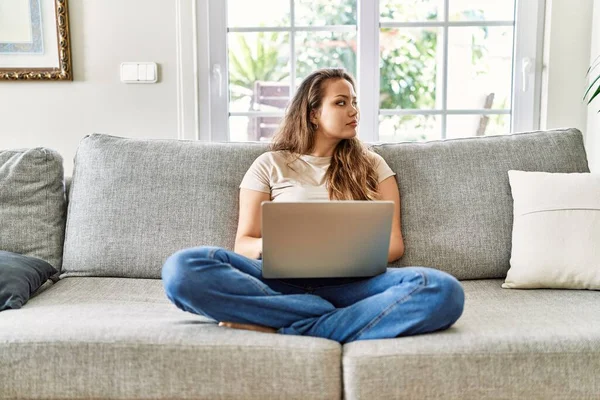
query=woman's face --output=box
[312,78,359,139]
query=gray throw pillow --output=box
[0,250,58,311]
[0,148,67,272]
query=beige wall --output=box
[586,0,600,172]
[0,1,179,176]
[540,0,596,170]
[0,0,598,174]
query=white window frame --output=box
[199,0,545,142]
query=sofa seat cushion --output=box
[342,279,600,400]
[0,277,341,400]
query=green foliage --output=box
[228,0,492,139]
[296,0,357,25]
[378,0,438,110]
[295,1,357,81]
[295,31,357,83]
[584,55,600,112]
[228,32,290,101]
[379,27,437,110]
[460,10,488,76]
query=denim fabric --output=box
[162,246,465,344]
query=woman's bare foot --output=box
[218,321,278,334]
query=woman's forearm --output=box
[234,236,263,259]
[388,238,404,263]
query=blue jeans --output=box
[161,246,465,344]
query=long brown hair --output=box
[269,68,380,201]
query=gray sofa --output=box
[1,128,599,399]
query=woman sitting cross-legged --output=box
[161,68,465,344]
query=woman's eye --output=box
[337,101,345,106]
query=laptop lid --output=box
[261,201,394,279]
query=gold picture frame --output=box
[0,0,72,81]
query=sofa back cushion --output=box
[0,148,66,272]
[61,134,268,278]
[376,128,589,279]
[61,129,589,279]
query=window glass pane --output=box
[380,28,441,109]
[295,31,357,86]
[227,0,290,27]
[228,32,291,112]
[295,0,357,26]
[380,0,442,22]
[378,114,441,142]
[229,115,284,142]
[447,26,513,110]
[446,114,511,139]
[449,0,516,21]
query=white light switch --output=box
[120,62,158,83]
[121,64,139,81]
[146,65,156,81]
[138,64,147,81]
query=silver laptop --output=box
[261,201,394,279]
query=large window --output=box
[204,0,545,142]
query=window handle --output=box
[212,64,223,97]
[522,57,532,92]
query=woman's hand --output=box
[256,237,263,259]
[234,236,263,260]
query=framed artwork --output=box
[0,0,72,80]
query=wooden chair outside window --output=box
[247,81,290,142]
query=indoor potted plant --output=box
[584,55,600,112]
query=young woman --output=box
[161,68,465,344]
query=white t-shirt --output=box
[239,150,396,202]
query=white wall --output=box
[586,0,600,172]
[540,0,595,169]
[0,0,597,175]
[0,0,180,176]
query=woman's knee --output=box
[421,268,465,327]
[161,245,222,297]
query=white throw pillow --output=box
[503,170,600,290]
